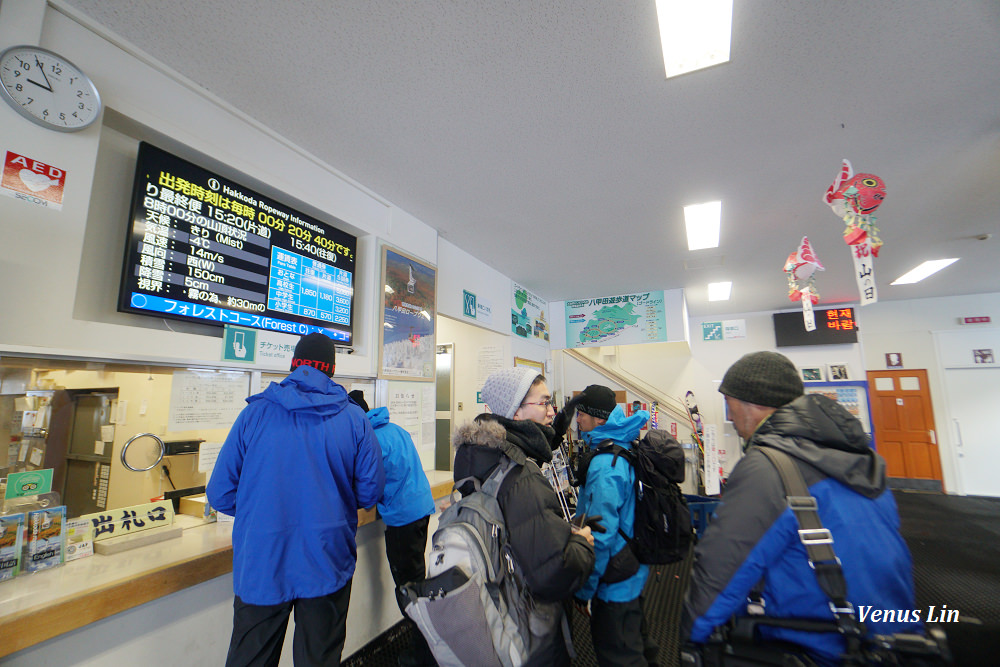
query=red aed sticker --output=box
[1,151,67,209]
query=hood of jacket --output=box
[582,405,650,448]
[367,406,390,428]
[451,414,554,482]
[752,393,886,497]
[248,365,349,416]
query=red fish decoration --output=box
[784,236,824,304]
[823,159,885,255]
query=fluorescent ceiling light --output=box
[708,281,732,301]
[655,0,733,78]
[890,258,959,285]
[684,200,722,250]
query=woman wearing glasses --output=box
[451,367,596,666]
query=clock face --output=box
[0,45,102,132]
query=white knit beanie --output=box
[481,367,542,419]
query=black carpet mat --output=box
[345,490,1000,666]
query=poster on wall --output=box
[564,290,667,348]
[378,246,436,381]
[512,283,549,344]
[803,380,873,435]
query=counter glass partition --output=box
[0,355,247,519]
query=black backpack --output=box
[579,429,693,565]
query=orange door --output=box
[867,369,943,486]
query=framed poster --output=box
[800,366,824,382]
[378,246,436,380]
[514,357,544,377]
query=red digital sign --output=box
[822,308,856,331]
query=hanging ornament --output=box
[784,236,824,330]
[823,159,886,305]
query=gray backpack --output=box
[401,446,560,667]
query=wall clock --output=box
[0,44,102,132]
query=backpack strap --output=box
[755,447,864,655]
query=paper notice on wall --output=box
[167,370,250,432]
[198,441,224,474]
[703,424,721,496]
[477,346,506,393]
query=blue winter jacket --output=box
[576,406,651,603]
[683,394,919,665]
[368,406,435,527]
[206,365,385,605]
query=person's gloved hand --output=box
[552,393,585,438]
[584,514,606,534]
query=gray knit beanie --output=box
[719,351,804,408]
[482,367,543,419]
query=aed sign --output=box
[1,151,67,210]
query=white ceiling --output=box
[62,0,1000,317]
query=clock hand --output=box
[30,56,54,92]
[27,77,53,92]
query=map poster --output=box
[512,283,549,344]
[379,246,436,381]
[564,291,668,348]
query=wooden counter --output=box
[0,477,456,658]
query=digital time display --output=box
[118,143,357,343]
[773,307,858,347]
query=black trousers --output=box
[590,596,658,667]
[384,516,436,666]
[225,581,352,667]
[384,516,430,600]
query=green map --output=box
[514,287,528,310]
[578,303,641,344]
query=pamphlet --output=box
[0,513,25,581]
[65,517,95,561]
[24,506,66,573]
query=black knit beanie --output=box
[719,351,804,408]
[348,389,370,413]
[290,332,337,376]
[576,384,617,420]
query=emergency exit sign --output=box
[959,316,991,325]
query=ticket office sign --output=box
[118,142,357,343]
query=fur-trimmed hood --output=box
[452,414,555,485]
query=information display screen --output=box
[118,143,356,343]
[773,307,858,347]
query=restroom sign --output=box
[1,151,67,210]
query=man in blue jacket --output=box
[348,389,436,667]
[683,351,919,665]
[574,384,658,666]
[207,333,385,667]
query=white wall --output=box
[0,3,437,378]
[858,291,1000,494]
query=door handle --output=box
[952,419,963,448]
[928,429,936,445]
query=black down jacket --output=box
[452,414,595,603]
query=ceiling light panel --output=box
[684,200,722,250]
[655,0,733,78]
[890,259,959,285]
[708,281,732,301]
